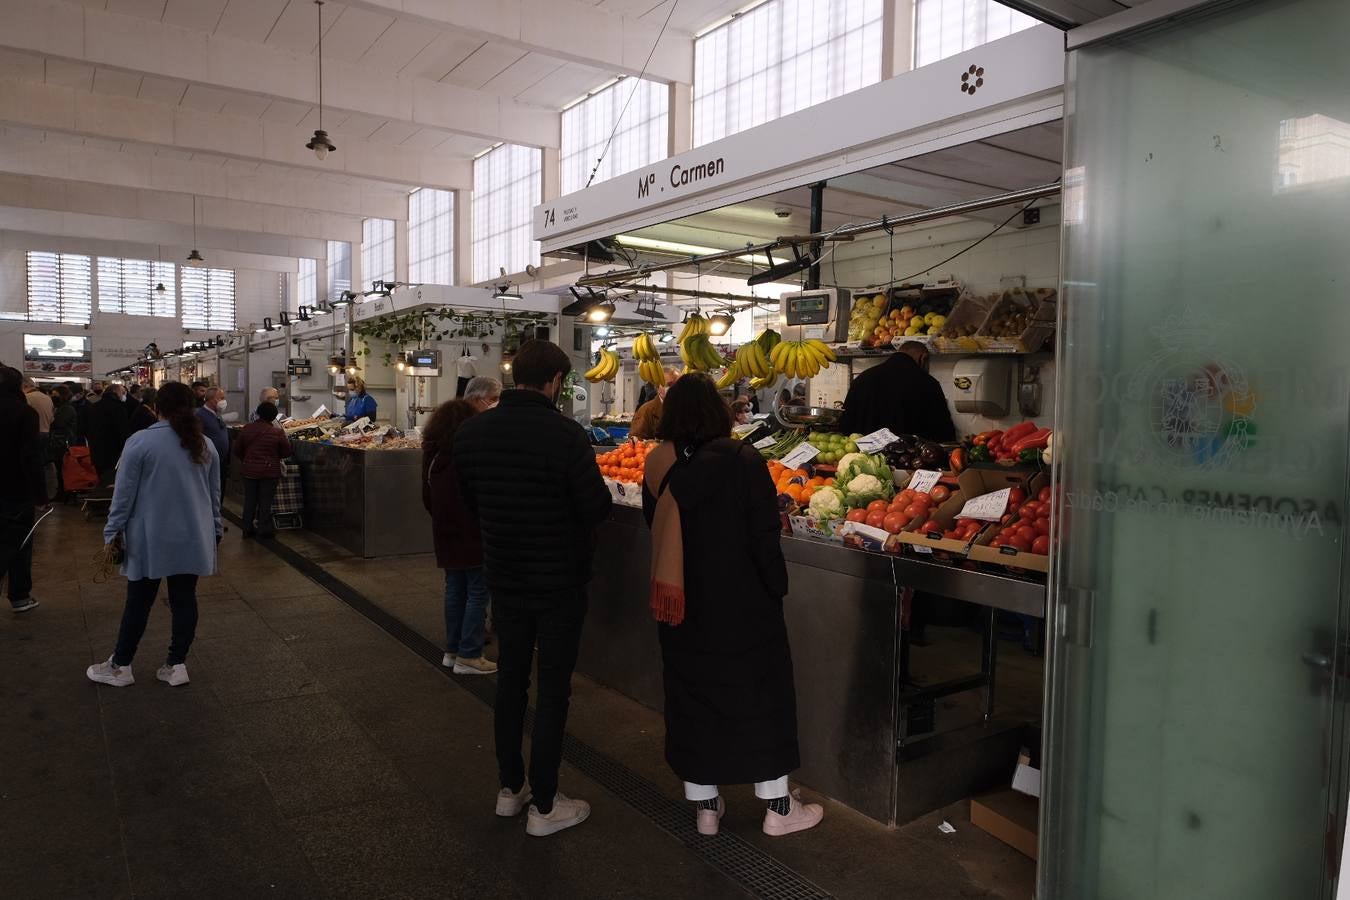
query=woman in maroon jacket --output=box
[421,398,495,675]
[232,402,292,538]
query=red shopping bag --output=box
[62,445,99,492]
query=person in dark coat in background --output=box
[86,383,130,486]
[421,398,495,675]
[641,373,823,838]
[0,365,46,613]
[196,388,230,505]
[233,402,292,538]
[129,387,158,434]
[454,340,612,838]
[837,341,955,442]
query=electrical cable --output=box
[823,192,1050,291]
[584,0,679,189]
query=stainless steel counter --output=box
[582,505,1045,826]
[289,441,433,558]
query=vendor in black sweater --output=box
[838,341,956,442]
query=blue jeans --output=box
[443,567,490,659]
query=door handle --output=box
[1302,651,1332,671]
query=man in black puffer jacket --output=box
[454,339,611,838]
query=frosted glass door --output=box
[1044,1,1350,897]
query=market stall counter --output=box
[289,440,432,558]
[582,504,1045,827]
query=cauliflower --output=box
[807,486,846,520]
[844,472,891,507]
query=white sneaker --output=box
[526,792,590,837]
[442,652,456,668]
[496,782,532,817]
[10,596,39,613]
[156,663,190,686]
[453,656,498,675]
[86,656,134,687]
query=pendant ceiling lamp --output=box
[186,197,204,267]
[305,0,336,161]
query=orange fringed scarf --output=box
[643,440,684,626]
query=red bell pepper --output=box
[1010,428,1052,454]
[1002,421,1038,445]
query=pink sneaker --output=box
[696,796,725,836]
[762,789,823,837]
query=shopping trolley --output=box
[271,459,304,530]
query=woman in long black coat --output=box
[642,373,823,838]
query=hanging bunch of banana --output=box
[679,333,724,373]
[632,333,666,387]
[583,348,621,383]
[769,339,836,379]
[713,340,771,390]
[756,328,782,355]
[678,314,710,342]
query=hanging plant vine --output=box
[352,306,550,367]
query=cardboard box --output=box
[970,789,1040,860]
[966,470,1050,572]
[788,516,843,544]
[892,490,975,555]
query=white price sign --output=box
[753,435,778,449]
[958,488,1012,522]
[778,442,820,470]
[855,428,899,454]
[907,470,942,494]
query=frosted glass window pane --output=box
[472,144,540,283]
[693,0,883,147]
[408,189,455,285]
[913,0,1035,68]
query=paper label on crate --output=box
[839,522,889,547]
[314,404,330,418]
[778,442,819,470]
[753,435,778,450]
[911,543,933,554]
[907,469,942,494]
[855,428,899,454]
[959,488,1011,522]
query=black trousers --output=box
[0,499,34,603]
[113,574,199,667]
[493,591,588,810]
[242,477,278,535]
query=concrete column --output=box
[453,189,473,287]
[542,146,561,203]
[394,215,409,283]
[887,0,917,79]
[669,82,693,155]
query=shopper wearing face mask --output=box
[463,376,502,412]
[86,383,131,486]
[195,388,231,505]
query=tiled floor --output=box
[0,506,1037,899]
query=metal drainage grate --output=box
[236,512,833,900]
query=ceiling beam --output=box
[0,208,327,264]
[827,172,1025,226]
[0,77,471,191]
[0,131,409,221]
[342,0,695,85]
[0,0,561,149]
[0,173,363,246]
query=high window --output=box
[693,0,884,147]
[913,0,1037,68]
[326,240,352,303]
[26,251,92,325]
[180,267,235,330]
[561,78,669,195]
[96,257,176,317]
[407,189,454,284]
[361,217,396,289]
[472,144,540,283]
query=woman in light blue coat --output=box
[87,381,221,688]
